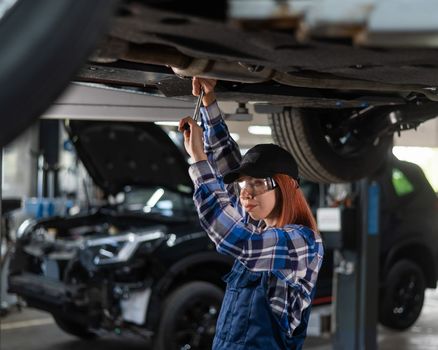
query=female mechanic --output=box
[178,77,324,350]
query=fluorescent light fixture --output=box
[248,126,272,135]
[230,133,240,141]
[154,121,180,127]
[143,188,165,213]
[146,188,165,208]
[248,101,270,104]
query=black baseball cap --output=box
[223,144,299,184]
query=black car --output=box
[2,0,438,185]
[373,156,438,330]
[302,155,438,330]
[8,121,437,349]
[8,121,233,349]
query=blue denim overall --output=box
[213,260,314,350]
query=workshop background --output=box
[1,1,438,350]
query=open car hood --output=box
[66,120,192,195]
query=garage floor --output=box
[1,289,437,350]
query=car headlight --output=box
[85,229,165,266]
[16,219,37,239]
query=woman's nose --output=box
[239,187,253,199]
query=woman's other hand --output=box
[192,77,217,107]
[178,117,207,162]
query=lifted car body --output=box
[2,0,438,182]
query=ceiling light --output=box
[154,121,180,127]
[248,126,272,135]
[145,188,165,209]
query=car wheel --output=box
[269,108,393,183]
[155,281,224,350]
[0,0,114,147]
[53,315,97,339]
[379,259,426,330]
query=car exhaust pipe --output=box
[172,59,275,83]
[121,44,274,83]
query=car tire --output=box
[379,259,426,330]
[0,0,114,147]
[269,108,393,183]
[53,315,97,339]
[155,281,224,350]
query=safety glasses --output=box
[235,177,278,198]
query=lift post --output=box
[0,148,2,245]
[318,178,380,349]
[334,178,380,349]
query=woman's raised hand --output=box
[178,116,207,162]
[192,77,217,107]
[177,77,216,161]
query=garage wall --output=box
[394,118,438,147]
[2,125,39,198]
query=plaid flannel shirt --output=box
[188,101,324,336]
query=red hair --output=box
[272,174,318,232]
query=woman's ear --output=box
[271,188,283,219]
[274,186,282,200]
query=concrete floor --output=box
[1,289,437,350]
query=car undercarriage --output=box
[2,0,438,182]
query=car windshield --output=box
[122,187,196,218]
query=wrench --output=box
[183,88,205,131]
